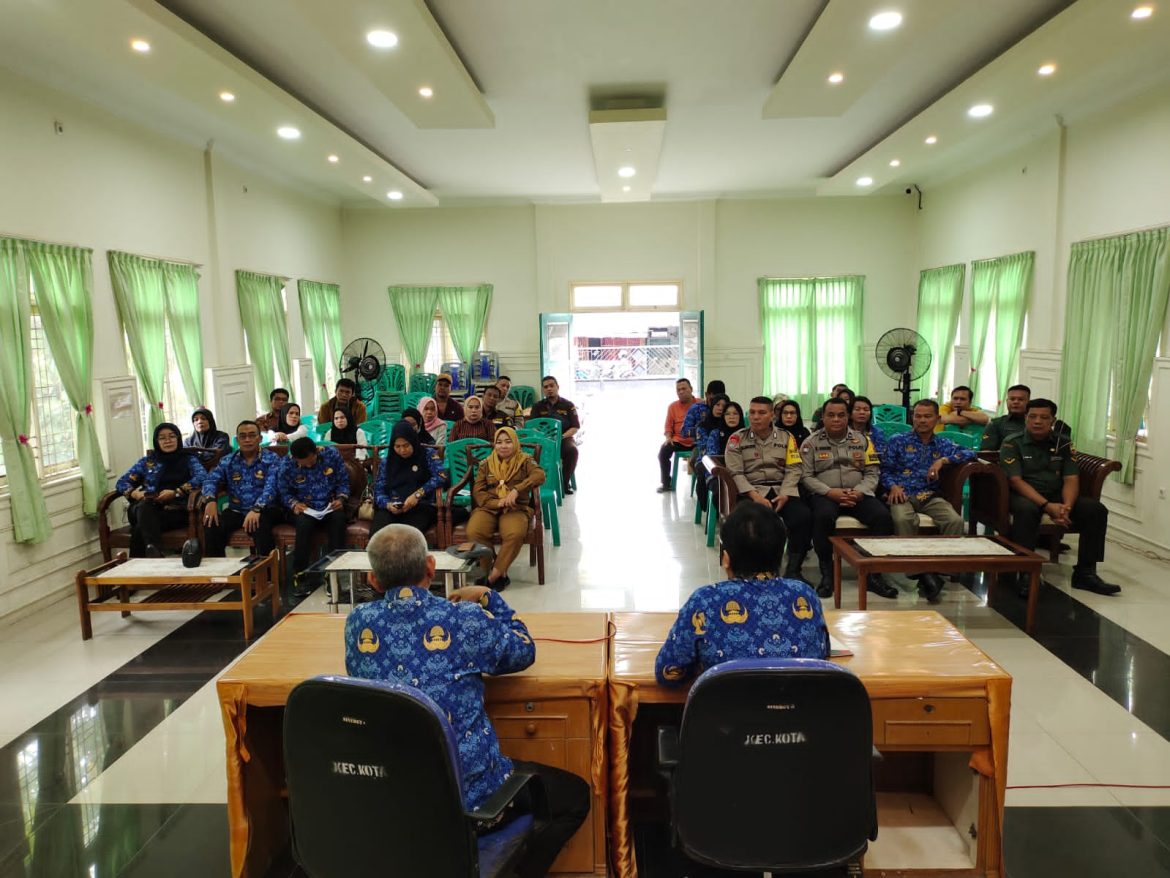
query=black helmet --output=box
[181,538,202,568]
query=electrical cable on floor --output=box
[1007,782,1170,789]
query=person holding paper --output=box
[277,436,350,597]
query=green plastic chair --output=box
[383,364,406,392]
[311,422,332,441]
[872,404,907,424]
[941,427,981,449]
[877,420,913,437]
[405,391,429,411]
[372,390,405,422]
[360,419,388,445]
[517,429,561,547]
[509,385,537,410]
[524,418,567,502]
[301,414,317,429]
[409,372,437,394]
[445,439,492,509]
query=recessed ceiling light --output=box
[362,175,373,183]
[1037,63,1057,77]
[130,39,151,53]
[387,190,403,201]
[967,103,994,118]
[366,29,398,48]
[856,176,874,187]
[622,185,631,192]
[827,72,845,84]
[418,86,434,98]
[1131,5,1154,19]
[276,126,301,140]
[868,11,903,31]
[219,91,235,103]
[617,166,636,178]
[889,159,901,168]
[924,135,938,145]
[327,154,339,164]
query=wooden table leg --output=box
[268,552,281,615]
[1025,567,1040,635]
[74,570,93,640]
[858,568,868,611]
[119,585,131,618]
[833,550,842,609]
[241,564,254,641]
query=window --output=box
[127,321,195,443]
[570,281,680,311]
[422,309,485,374]
[0,282,80,480]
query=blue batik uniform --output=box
[345,587,535,810]
[116,452,206,498]
[201,449,281,512]
[682,402,709,442]
[880,432,975,500]
[374,446,446,509]
[655,577,830,686]
[276,445,349,509]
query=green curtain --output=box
[760,275,864,415]
[969,252,1034,406]
[437,284,493,363]
[968,260,996,401]
[297,280,340,394]
[24,241,108,517]
[0,239,53,542]
[916,264,965,399]
[388,286,440,375]
[109,251,168,431]
[236,270,292,404]
[323,284,343,386]
[162,263,204,406]
[1061,228,1170,482]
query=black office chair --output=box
[284,675,547,878]
[657,658,877,876]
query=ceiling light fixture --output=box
[889,159,901,167]
[868,11,903,31]
[622,185,631,192]
[1037,63,1057,76]
[276,126,301,140]
[418,86,434,98]
[130,39,151,53]
[924,135,938,145]
[219,91,235,103]
[327,154,339,164]
[617,166,636,178]
[362,175,372,183]
[827,72,845,84]
[856,176,874,187]
[387,190,404,201]
[967,103,994,118]
[366,29,399,48]
[1131,5,1154,19]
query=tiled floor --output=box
[2,397,1170,875]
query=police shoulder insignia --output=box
[727,434,741,447]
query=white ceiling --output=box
[2,0,1165,207]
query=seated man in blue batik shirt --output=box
[200,420,281,558]
[345,525,590,878]
[880,399,975,603]
[656,502,829,686]
[277,436,350,597]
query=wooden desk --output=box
[217,611,610,877]
[608,611,1011,878]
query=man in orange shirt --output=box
[658,377,697,493]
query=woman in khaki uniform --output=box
[465,427,546,590]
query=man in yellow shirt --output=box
[936,385,990,433]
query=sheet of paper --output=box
[324,551,472,573]
[301,506,334,520]
[853,537,1015,557]
[829,635,853,658]
[95,557,249,578]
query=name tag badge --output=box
[231,473,242,481]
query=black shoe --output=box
[867,579,899,599]
[563,486,574,496]
[815,560,834,599]
[144,543,164,559]
[656,484,673,493]
[784,553,811,587]
[290,576,314,600]
[1072,571,1121,596]
[918,573,944,604]
[489,575,510,592]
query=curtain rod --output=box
[237,269,291,282]
[387,283,492,288]
[296,278,342,288]
[1,231,93,252]
[970,249,1034,266]
[1074,220,1169,245]
[108,249,203,268]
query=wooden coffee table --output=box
[830,535,1047,633]
[75,552,279,640]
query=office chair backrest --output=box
[674,658,876,873]
[284,675,481,878]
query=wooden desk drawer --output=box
[872,698,990,747]
[488,698,591,738]
[494,716,568,740]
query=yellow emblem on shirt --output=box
[514,630,531,645]
[662,665,686,680]
[323,467,334,475]
[792,596,814,620]
[357,628,380,654]
[720,600,749,624]
[423,626,452,651]
[397,587,413,599]
[692,611,707,636]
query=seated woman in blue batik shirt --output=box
[849,395,885,453]
[264,402,308,445]
[692,393,730,513]
[705,401,744,457]
[116,422,208,557]
[655,501,829,686]
[776,399,810,446]
[370,421,446,539]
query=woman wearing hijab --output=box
[448,395,494,442]
[417,396,448,446]
[706,401,745,456]
[327,408,369,460]
[370,421,446,538]
[184,407,230,456]
[464,427,546,590]
[115,422,208,556]
[693,393,730,513]
[401,407,435,445]
[776,400,810,446]
[265,402,307,445]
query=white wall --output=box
[0,70,344,618]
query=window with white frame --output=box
[127,323,195,445]
[422,309,485,374]
[570,281,680,312]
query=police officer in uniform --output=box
[277,436,351,597]
[723,396,813,584]
[200,420,281,557]
[800,397,897,599]
[1000,399,1119,596]
[529,375,581,496]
